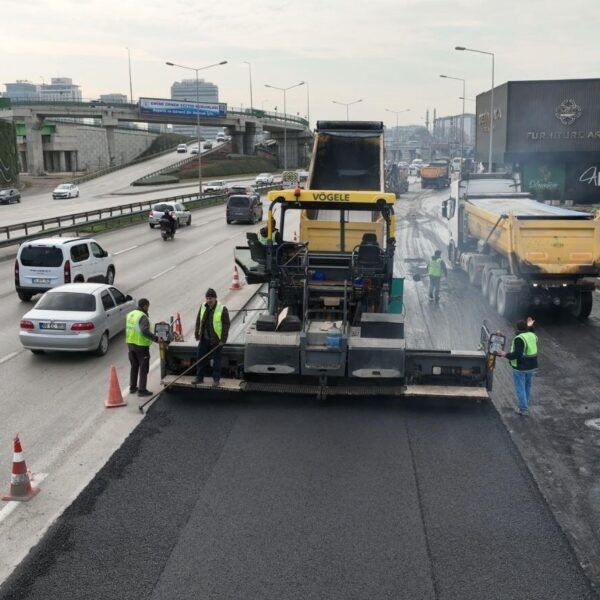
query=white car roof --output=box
[22,236,87,246]
[45,282,111,294]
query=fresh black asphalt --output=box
[0,392,595,600]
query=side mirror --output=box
[441,200,448,219]
[125,294,133,301]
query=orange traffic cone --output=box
[293,230,298,242]
[2,435,40,502]
[105,366,127,408]
[230,265,243,290]
[174,312,184,341]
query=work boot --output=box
[212,379,220,388]
[129,387,138,394]
[137,389,153,397]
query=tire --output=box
[496,277,520,319]
[467,260,479,286]
[149,223,155,229]
[95,331,109,356]
[17,291,33,302]
[105,267,115,285]
[487,270,507,307]
[226,219,232,224]
[187,216,192,226]
[76,192,80,198]
[481,264,500,297]
[30,349,44,355]
[572,290,593,320]
[74,275,84,283]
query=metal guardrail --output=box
[0,183,281,249]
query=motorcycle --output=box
[159,217,177,241]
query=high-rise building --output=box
[39,77,82,102]
[171,79,219,137]
[4,80,39,101]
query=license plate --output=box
[39,322,66,330]
[32,278,51,284]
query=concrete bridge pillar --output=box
[24,116,45,175]
[271,131,302,169]
[230,131,244,155]
[102,114,119,166]
[243,123,256,155]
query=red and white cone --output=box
[230,265,243,290]
[293,231,298,242]
[2,435,40,502]
[173,312,184,341]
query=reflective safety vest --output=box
[427,257,443,277]
[257,230,268,245]
[510,331,538,369]
[125,309,153,347]
[199,302,224,340]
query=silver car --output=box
[19,283,136,356]
[148,201,192,228]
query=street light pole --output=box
[455,46,495,172]
[385,108,410,161]
[265,82,305,169]
[166,60,227,197]
[243,61,253,114]
[126,47,133,103]
[332,99,363,121]
[440,75,465,171]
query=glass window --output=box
[101,291,115,310]
[153,203,174,213]
[228,196,249,208]
[20,246,63,267]
[70,243,90,262]
[91,242,105,258]
[36,292,96,311]
[109,287,127,305]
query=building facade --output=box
[476,78,600,202]
[171,79,219,137]
[4,80,39,101]
[99,93,128,104]
[39,78,82,102]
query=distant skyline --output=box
[2,0,599,127]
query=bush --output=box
[132,174,180,186]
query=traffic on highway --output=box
[2,3,600,599]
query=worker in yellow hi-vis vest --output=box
[125,298,159,397]
[194,288,230,386]
[427,249,448,302]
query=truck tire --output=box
[496,277,520,320]
[487,270,507,307]
[481,264,500,296]
[572,290,593,320]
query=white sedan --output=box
[204,181,227,194]
[52,183,80,200]
[255,173,274,185]
[19,283,136,356]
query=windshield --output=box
[56,184,71,190]
[20,246,63,267]
[228,196,249,207]
[36,292,96,312]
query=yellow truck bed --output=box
[421,165,448,179]
[466,198,600,276]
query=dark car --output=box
[0,188,21,204]
[226,195,263,224]
[227,185,257,198]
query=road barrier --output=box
[0,183,281,249]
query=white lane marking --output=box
[113,245,139,256]
[151,266,176,280]
[196,245,214,256]
[0,473,48,523]
[0,351,19,366]
[229,232,246,239]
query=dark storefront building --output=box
[476,78,600,203]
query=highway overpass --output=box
[1,100,312,174]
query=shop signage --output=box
[555,99,582,125]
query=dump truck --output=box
[160,122,498,399]
[421,160,450,189]
[443,172,600,320]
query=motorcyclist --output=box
[160,210,177,237]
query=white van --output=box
[176,144,188,153]
[15,237,115,301]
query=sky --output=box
[2,0,599,128]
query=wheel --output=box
[76,191,80,198]
[105,267,115,285]
[467,260,479,286]
[17,291,33,302]
[226,219,232,224]
[496,278,520,319]
[187,216,192,226]
[572,290,593,320]
[95,332,109,356]
[481,264,500,296]
[30,349,44,355]
[74,275,84,283]
[149,223,155,229]
[487,270,507,307]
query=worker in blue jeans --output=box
[498,317,538,415]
